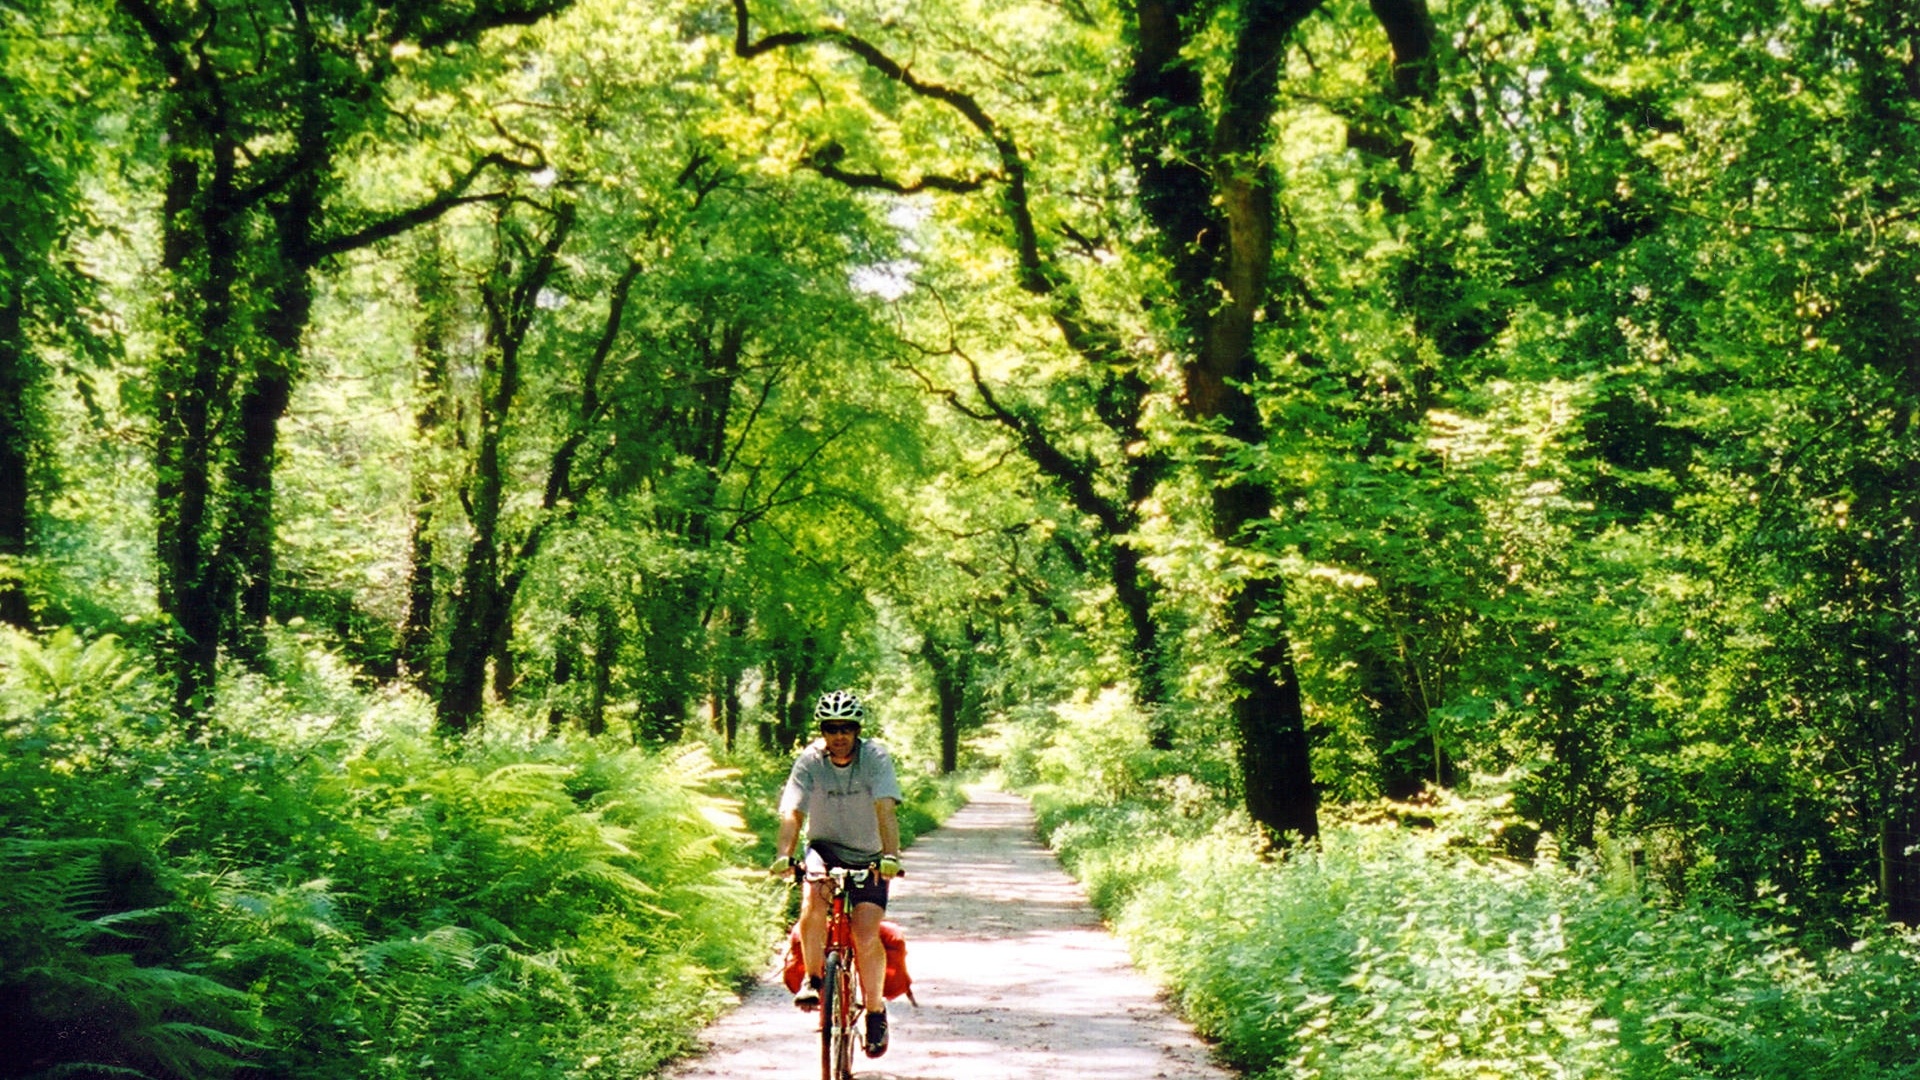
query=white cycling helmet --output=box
[813,689,865,724]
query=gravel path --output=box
[661,788,1234,1080]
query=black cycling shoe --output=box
[793,976,821,1011]
[864,1009,888,1058]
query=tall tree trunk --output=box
[439,255,523,733]
[0,107,49,630]
[0,289,30,628]
[548,612,578,737]
[1213,422,1319,842]
[401,234,453,691]
[155,138,239,723]
[715,605,749,751]
[220,353,291,661]
[1128,0,1439,839]
[1367,0,1438,100]
[766,652,795,751]
[1125,0,1325,844]
[1226,573,1318,839]
[439,499,504,732]
[218,8,338,664]
[1207,23,1323,841]
[1111,543,1170,726]
[1884,338,1920,925]
[490,613,518,701]
[436,206,573,733]
[721,670,742,751]
[921,625,980,775]
[780,635,828,749]
[401,507,439,688]
[586,600,615,738]
[218,160,318,664]
[438,322,514,732]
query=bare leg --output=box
[799,880,829,979]
[852,901,887,1011]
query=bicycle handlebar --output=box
[789,859,903,889]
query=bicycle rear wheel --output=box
[821,952,856,1080]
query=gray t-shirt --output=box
[778,738,903,858]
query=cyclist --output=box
[771,689,904,1058]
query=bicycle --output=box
[792,853,886,1080]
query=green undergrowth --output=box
[1033,788,1920,1080]
[894,770,969,843]
[0,627,780,1080]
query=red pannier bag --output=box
[782,920,916,1005]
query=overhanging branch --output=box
[732,0,1048,293]
[808,149,991,194]
[308,152,544,262]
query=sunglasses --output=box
[820,724,860,735]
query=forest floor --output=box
[660,788,1236,1080]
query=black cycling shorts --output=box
[806,840,891,910]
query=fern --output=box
[2,627,142,703]
[0,837,255,1080]
[5,623,794,1080]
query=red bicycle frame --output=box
[798,858,869,1080]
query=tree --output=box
[0,106,51,628]
[1115,0,1339,842]
[729,0,1182,739]
[399,227,457,691]
[437,198,579,732]
[720,0,1479,841]
[0,13,121,628]
[112,0,573,717]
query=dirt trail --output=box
[662,788,1234,1080]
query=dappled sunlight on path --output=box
[660,788,1234,1080]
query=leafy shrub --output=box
[0,627,780,1080]
[1035,782,1920,1080]
[0,836,255,1079]
[895,770,967,842]
[1028,688,1163,802]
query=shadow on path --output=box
[660,789,1234,1080]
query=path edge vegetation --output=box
[0,625,964,1079]
[1011,694,1920,1080]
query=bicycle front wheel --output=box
[821,952,857,1080]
